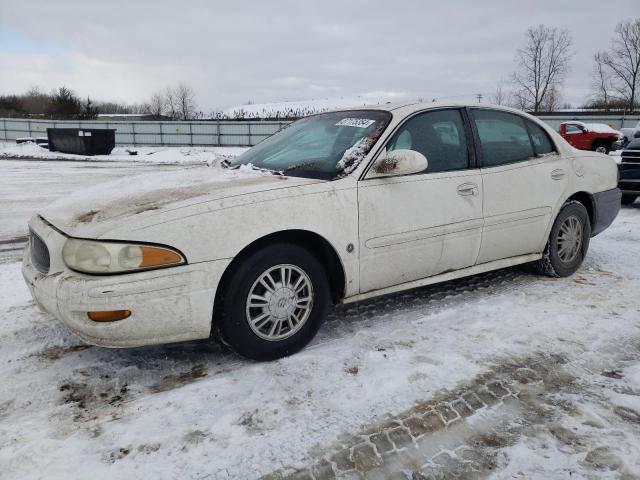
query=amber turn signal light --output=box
[87,310,132,322]
[139,246,183,268]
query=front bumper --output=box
[22,216,231,347]
[619,179,640,195]
[591,187,622,236]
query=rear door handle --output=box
[551,169,565,180]
[457,183,479,196]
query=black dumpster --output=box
[47,128,116,155]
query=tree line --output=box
[0,83,203,120]
[0,86,101,119]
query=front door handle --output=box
[457,183,479,196]
[551,169,566,180]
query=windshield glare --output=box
[230,110,391,179]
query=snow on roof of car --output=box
[561,121,621,135]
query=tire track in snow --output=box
[261,341,640,480]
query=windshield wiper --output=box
[278,160,324,176]
[221,160,267,174]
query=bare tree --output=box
[540,85,561,112]
[597,18,640,111]
[148,92,165,118]
[591,52,613,109]
[511,25,573,112]
[511,90,529,111]
[21,86,50,114]
[164,86,179,120]
[130,102,150,115]
[492,78,510,105]
[174,83,197,120]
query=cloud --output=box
[0,0,636,110]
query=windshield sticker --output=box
[336,118,376,128]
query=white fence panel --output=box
[0,118,290,147]
[2,115,638,147]
[537,115,640,130]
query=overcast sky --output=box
[0,0,636,112]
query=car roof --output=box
[327,101,574,157]
[329,101,532,117]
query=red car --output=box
[559,121,623,153]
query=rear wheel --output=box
[621,194,638,205]
[216,243,330,361]
[535,201,591,277]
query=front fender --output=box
[99,179,361,297]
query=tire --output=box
[535,200,591,278]
[621,194,637,205]
[216,243,330,361]
[592,141,610,154]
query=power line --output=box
[417,90,494,103]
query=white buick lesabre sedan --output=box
[23,103,621,360]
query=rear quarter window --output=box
[526,120,556,156]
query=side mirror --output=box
[370,149,428,178]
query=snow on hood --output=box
[39,164,319,236]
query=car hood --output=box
[39,165,323,238]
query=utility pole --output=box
[476,93,483,103]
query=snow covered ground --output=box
[0,141,247,164]
[223,95,407,118]
[1,158,640,479]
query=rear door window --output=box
[471,109,535,167]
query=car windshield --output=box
[229,110,392,180]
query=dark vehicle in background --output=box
[559,121,623,153]
[620,121,640,147]
[619,138,640,205]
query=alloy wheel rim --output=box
[245,264,314,341]
[557,215,583,263]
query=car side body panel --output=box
[357,169,483,292]
[477,154,568,263]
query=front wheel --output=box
[592,142,610,154]
[216,243,330,361]
[535,201,591,277]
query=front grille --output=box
[622,147,640,164]
[30,230,50,273]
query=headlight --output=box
[62,238,185,274]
